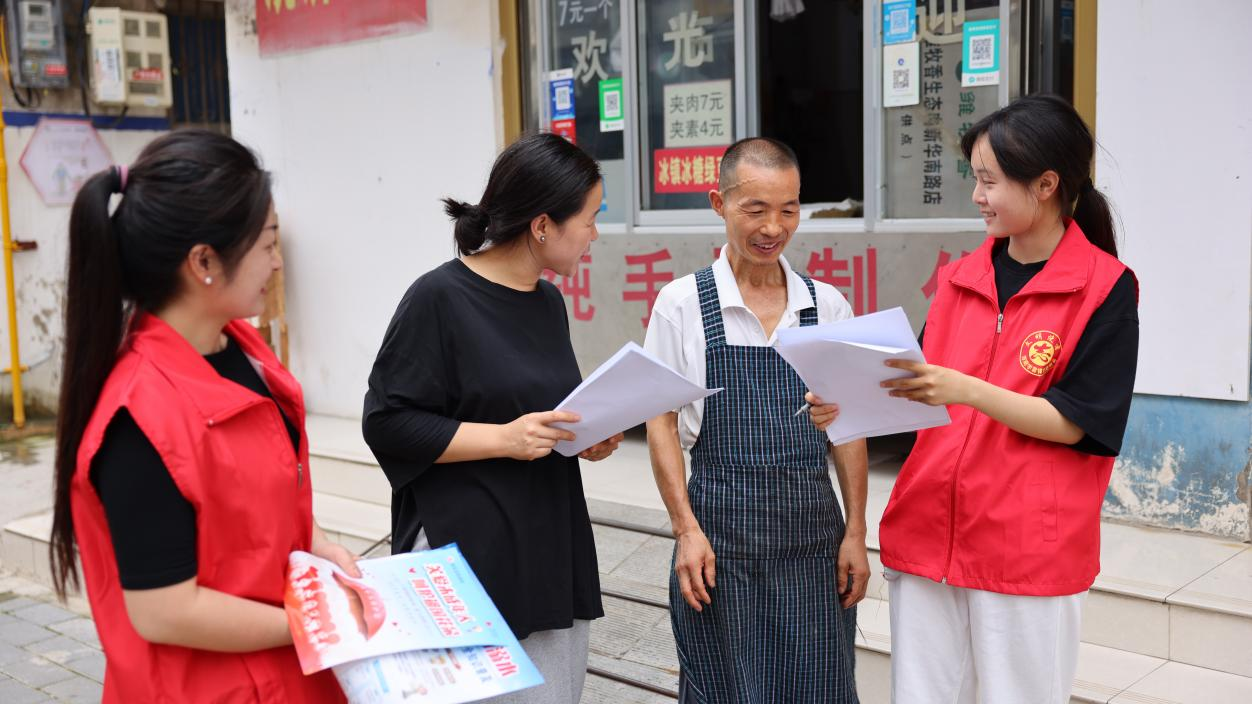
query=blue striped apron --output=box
[670,266,858,703]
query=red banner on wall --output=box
[653,146,728,194]
[256,0,428,57]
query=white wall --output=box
[0,126,164,416]
[224,0,503,417]
[1095,0,1252,401]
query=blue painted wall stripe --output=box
[3,111,170,132]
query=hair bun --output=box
[443,198,491,254]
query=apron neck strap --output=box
[694,266,727,348]
[798,275,819,327]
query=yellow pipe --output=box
[0,104,27,428]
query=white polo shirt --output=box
[643,251,855,449]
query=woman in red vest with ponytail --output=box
[49,130,355,703]
[809,95,1138,702]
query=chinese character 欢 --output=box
[571,31,608,84]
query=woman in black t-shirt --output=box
[363,133,622,703]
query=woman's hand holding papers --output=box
[804,392,841,431]
[499,411,581,460]
[882,360,1085,445]
[880,360,973,406]
[578,433,624,462]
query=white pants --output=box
[885,567,1085,704]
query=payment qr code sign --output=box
[969,36,994,69]
[882,41,919,108]
[549,69,576,121]
[599,77,624,132]
[961,19,1001,87]
[882,1,917,45]
[890,10,908,35]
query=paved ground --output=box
[0,570,103,703]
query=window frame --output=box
[525,0,1016,234]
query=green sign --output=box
[598,77,624,133]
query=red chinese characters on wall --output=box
[542,254,596,322]
[256,0,428,57]
[622,249,675,328]
[807,247,879,316]
[920,247,973,300]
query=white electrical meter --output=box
[17,0,55,50]
[86,7,173,108]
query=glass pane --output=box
[882,0,1001,218]
[639,0,736,211]
[545,0,626,222]
[758,0,864,215]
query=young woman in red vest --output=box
[49,130,357,703]
[809,95,1138,702]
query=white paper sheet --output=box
[774,307,951,445]
[553,342,720,456]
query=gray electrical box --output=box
[5,0,70,89]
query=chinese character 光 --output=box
[663,11,714,71]
[571,31,608,84]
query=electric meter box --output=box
[4,0,70,88]
[86,7,173,108]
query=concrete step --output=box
[304,413,1252,680]
[592,508,1252,704]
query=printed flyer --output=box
[284,545,543,703]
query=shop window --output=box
[757,0,864,214]
[637,0,737,212]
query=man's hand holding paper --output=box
[775,307,950,445]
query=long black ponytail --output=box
[51,130,272,599]
[960,94,1118,258]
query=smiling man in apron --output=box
[643,137,869,703]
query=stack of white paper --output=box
[553,342,720,456]
[774,307,951,445]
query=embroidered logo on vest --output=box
[1020,330,1061,376]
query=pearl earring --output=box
[204,276,213,285]
[539,235,546,243]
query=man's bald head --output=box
[718,137,800,194]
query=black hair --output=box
[718,137,800,193]
[960,93,1117,257]
[50,129,273,599]
[443,133,601,256]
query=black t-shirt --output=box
[362,259,603,639]
[89,337,299,590]
[923,242,1138,456]
[992,244,1139,456]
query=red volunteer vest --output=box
[71,313,344,703]
[879,223,1134,596]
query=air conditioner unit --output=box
[86,7,172,108]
